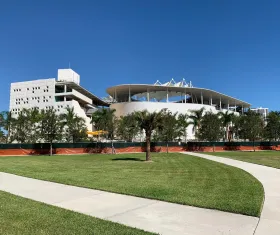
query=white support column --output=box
[227,101,229,110]
[128,86,131,102]
[201,92,203,104]
[181,92,183,103]
[166,88,169,102]
[184,91,187,103]
[219,97,222,110]
[147,89,150,102]
[242,105,244,114]
[114,89,117,102]
[64,85,67,101]
[210,96,212,106]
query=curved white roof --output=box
[106,84,250,107]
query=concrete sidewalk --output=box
[183,152,280,235]
[0,172,258,235]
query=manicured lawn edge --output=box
[0,153,264,217]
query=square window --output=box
[27,88,29,90]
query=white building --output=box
[9,69,108,131]
[251,107,269,119]
[106,79,251,140]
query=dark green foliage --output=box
[116,113,140,142]
[188,107,205,138]
[39,108,64,154]
[264,111,280,141]
[156,110,182,152]
[218,111,235,141]
[91,108,117,140]
[238,111,264,151]
[197,112,224,143]
[60,107,87,142]
[177,113,192,142]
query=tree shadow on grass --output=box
[112,157,145,162]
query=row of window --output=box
[14,85,50,92]
[12,105,70,114]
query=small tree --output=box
[25,108,42,143]
[39,108,64,155]
[158,110,181,153]
[177,113,192,142]
[218,111,235,141]
[0,111,14,143]
[60,107,87,142]
[189,108,205,139]
[264,111,280,141]
[197,112,224,152]
[133,109,165,161]
[10,109,29,143]
[91,108,117,153]
[116,114,140,142]
[239,111,264,151]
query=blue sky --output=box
[1,0,280,111]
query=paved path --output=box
[182,152,280,235]
[0,172,258,235]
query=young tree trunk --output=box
[111,139,115,154]
[146,132,151,161]
[213,144,215,152]
[253,139,256,152]
[50,141,53,156]
[166,141,169,153]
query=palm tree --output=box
[133,109,165,161]
[177,113,192,142]
[219,111,235,141]
[188,108,205,139]
[60,107,86,142]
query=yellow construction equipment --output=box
[87,130,108,136]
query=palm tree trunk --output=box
[146,132,151,161]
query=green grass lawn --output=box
[0,153,264,217]
[0,190,154,235]
[207,151,280,169]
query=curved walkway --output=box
[0,171,258,235]
[183,152,280,235]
